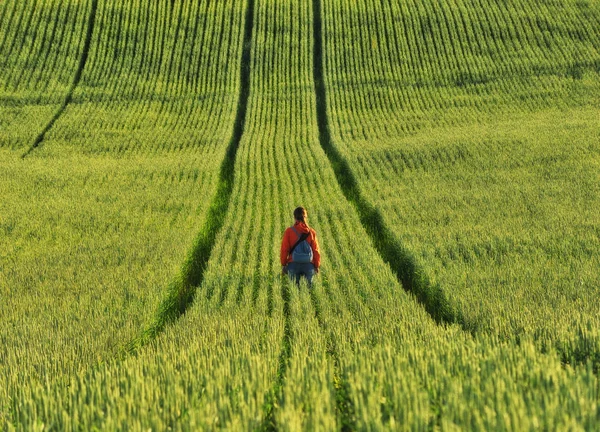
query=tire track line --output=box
[259,281,293,431]
[22,0,99,158]
[314,0,600,375]
[312,0,464,329]
[124,0,255,354]
[308,286,356,431]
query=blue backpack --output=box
[290,226,313,263]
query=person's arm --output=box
[311,230,321,271]
[280,229,290,271]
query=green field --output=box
[1,0,599,429]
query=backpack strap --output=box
[289,226,309,256]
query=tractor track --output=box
[308,286,357,431]
[310,0,600,376]
[259,281,293,431]
[124,0,255,354]
[22,0,99,158]
[311,0,464,330]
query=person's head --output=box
[294,206,307,223]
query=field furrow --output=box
[23,0,99,157]
[0,0,91,150]
[127,0,255,353]
[308,285,356,430]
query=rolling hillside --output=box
[1,0,599,429]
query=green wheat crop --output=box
[1,0,599,429]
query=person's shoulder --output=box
[309,227,318,236]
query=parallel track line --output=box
[312,0,462,328]
[124,0,255,354]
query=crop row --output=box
[0,0,90,98]
[322,0,600,139]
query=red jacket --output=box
[280,222,321,268]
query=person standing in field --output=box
[280,206,321,286]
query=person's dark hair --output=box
[294,206,307,223]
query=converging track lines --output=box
[125,0,255,354]
[21,0,99,158]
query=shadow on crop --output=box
[259,279,292,431]
[309,282,356,431]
